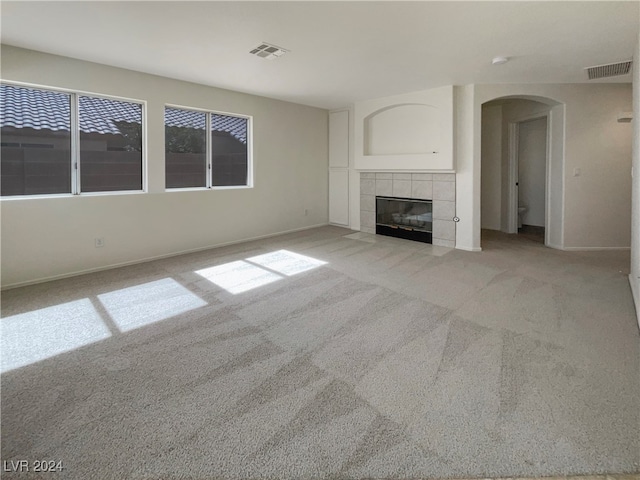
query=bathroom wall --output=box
[517,117,547,227]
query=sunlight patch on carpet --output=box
[196,260,282,294]
[196,250,327,294]
[98,278,207,332]
[1,299,111,373]
[247,250,327,276]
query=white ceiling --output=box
[1,1,638,110]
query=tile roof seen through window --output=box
[1,85,247,144]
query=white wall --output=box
[348,86,455,232]
[454,85,480,251]
[457,83,633,251]
[329,109,350,226]
[1,46,329,288]
[354,86,454,171]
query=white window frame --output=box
[165,104,253,191]
[0,80,147,199]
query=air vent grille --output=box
[249,42,288,60]
[585,60,632,80]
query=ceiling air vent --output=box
[249,43,289,60]
[585,60,632,80]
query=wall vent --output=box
[249,43,289,60]
[585,60,632,80]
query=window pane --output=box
[79,96,143,192]
[1,84,72,196]
[211,114,248,187]
[165,108,206,188]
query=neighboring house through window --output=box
[165,106,251,189]
[0,83,144,196]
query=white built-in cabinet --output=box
[329,110,350,226]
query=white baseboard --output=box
[455,245,482,252]
[629,274,640,331]
[2,223,330,291]
[557,246,631,251]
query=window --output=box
[1,85,72,196]
[165,108,206,188]
[165,107,250,189]
[0,83,144,196]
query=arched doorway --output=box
[479,95,564,249]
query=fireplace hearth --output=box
[376,196,432,244]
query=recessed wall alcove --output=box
[364,103,439,156]
[354,86,454,171]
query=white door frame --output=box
[507,112,551,244]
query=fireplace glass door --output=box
[376,196,433,243]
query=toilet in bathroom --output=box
[517,205,528,229]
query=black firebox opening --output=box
[376,196,433,244]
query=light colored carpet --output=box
[1,226,639,479]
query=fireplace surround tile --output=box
[392,179,412,197]
[360,210,375,230]
[375,173,392,180]
[360,194,375,212]
[361,178,375,195]
[412,173,433,181]
[392,173,412,181]
[433,200,455,220]
[433,219,456,241]
[361,172,456,247]
[434,173,455,182]
[411,180,433,199]
[433,180,455,201]
[375,179,393,196]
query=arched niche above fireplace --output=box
[364,103,439,156]
[353,86,454,171]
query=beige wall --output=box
[480,105,502,230]
[457,83,633,251]
[631,30,640,325]
[1,46,329,288]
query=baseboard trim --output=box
[1,223,330,291]
[629,274,640,331]
[557,246,631,251]
[455,245,482,252]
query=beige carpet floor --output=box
[1,226,639,479]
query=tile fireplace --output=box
[360,172,456,247]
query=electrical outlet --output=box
[304,209,309,216]
[95,237,105,248]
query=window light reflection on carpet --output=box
[1,299,111,373]
[246,250,327,276]
[196,260,282,294]
[97,278,207,333]
[195,250,327,294]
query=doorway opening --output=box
[480,96,562,248]
[512,115,548,244]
